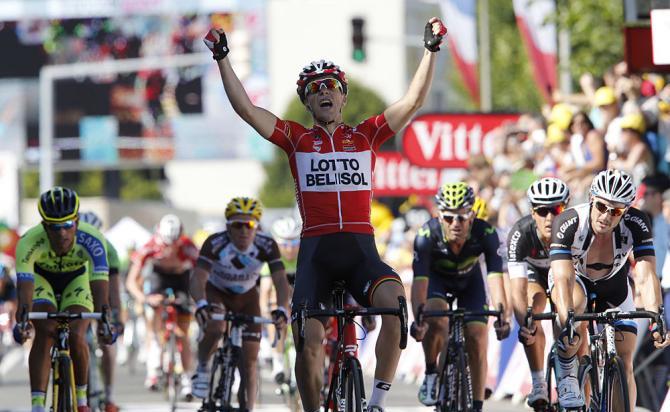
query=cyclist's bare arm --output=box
[383,49,438,133]
[91,280,110,312]
[510,277,529,326]
[215,48,278,139]
[410,277,428,317]
[15,278,34,322]
[551,259,576,326]
[125,260,146,303]
[486,272,508,317]
[270,269,290,312]
[109,275,122,313]
[189,266,209,303]
[634,256,663,312]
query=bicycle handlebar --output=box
[28,312,104,320]
[296,296,408,353]
[209,312,280,347]
[418,306,503,325]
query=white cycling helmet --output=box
[158,214,182,244]
[590,169,636,206]
[78,211,103,230]
[527,177,570,207]
[271,217,301,242]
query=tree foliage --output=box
[259,78,387,207]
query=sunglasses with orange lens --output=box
[593,201,626,217]
[304,78,343,96]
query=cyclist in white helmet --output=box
[506,178,569,410]
[78,212,123,412]
[126,213,199,396]
[550,169,670,410]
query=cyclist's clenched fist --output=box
[203,29,230,61]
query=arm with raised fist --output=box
[384,17,447,132]
[203,29,278,139]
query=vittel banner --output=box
[401,113,520,168]
[296,151,372,192]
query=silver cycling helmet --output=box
[78,211,103,230]
[271,217,301,242]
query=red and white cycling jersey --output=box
[269,114,394,237]
[131,234,199,273]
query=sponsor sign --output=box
[401,113,520,168]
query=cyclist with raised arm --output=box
[410,182,510,411]
[550,169,670,410]
[13,187,112,412]
[78,211,123,412]
[507,178,570,410]
[204,15,446,412]
[125,214,198,395]
[190,197,290,410]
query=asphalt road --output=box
[0,344,528,412]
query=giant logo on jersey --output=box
[296,151,372,192]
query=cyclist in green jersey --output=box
[79,211,123,412]
[13,187,112,412]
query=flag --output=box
[439,0,480,106]
[513,0,558,103]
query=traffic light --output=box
[351,17,366,62]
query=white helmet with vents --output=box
[158,214,182,244]
[527,177,570,206]
[590,169,636,206]
[271,217,301,242]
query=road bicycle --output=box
[17,305,112,412]
[296,281,408,412]
[158,288,190,412]
[417,295,502,412]
[198,311,277,412]
[531,301,666,412]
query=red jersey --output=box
[268,114,394,237]
[131,234,199,273]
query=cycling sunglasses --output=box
[280,238,300,248]
[228,220,258,230]
[442,212,471,224]
[43,220,76,231]
[533,204,565,218]
[593,200,626,217]
[304,78,343,96]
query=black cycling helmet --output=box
[38,186,80,223]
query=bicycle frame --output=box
[296,285,408,412]
[419,299,502,412]
[200,312,275,412]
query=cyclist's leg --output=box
[29,275,59,412]
[526,280,549,403]
[291,236,330,412]
[612,282,638,412]
[61,273,95,407]
[349,233,405,409]
[191,282,226,399]
[234,287,263,409]
[460,273,490,409]
[100,343,117,406]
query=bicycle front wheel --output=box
[165,333,178,412]
[342,357,365,412]
[602,356,629,412]
[455,350,473,412]
[56,354,77,412]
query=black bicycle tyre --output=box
[603,356,630,412]
[234,345,248,411]
[219,344,235,409]
[544,350,556,412]
[582,353,601,412]
[166,333,178,412]
[455,350,473,412]
[342,357,364,412]
[57,354,76,412]
[201,349,223,412]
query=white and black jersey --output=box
[507,215,551,290]
[196,231,284,295]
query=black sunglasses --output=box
[533,204,564,218]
